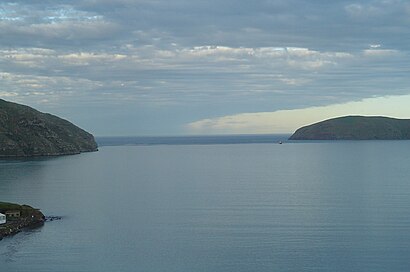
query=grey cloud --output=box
[0,20,119,43]
[0,2,120,48]
[1,45,408,109]
[2,0,410,49]
[1,0,410,135]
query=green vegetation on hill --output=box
[289,116,410,140]
[0,99,98,156]
[0,202,38,217]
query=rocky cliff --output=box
[0,99,98,156]
[289,116,410,140]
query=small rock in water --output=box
[45,216,62,222]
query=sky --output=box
[1,0,410,136]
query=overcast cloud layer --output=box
[1,0,410,135]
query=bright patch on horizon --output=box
[186,95,410,135]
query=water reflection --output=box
[1,143,410,271]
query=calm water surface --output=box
[1,138,410,271]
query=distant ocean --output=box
[96,134,290,146]
[2,135,410,271]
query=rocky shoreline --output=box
[0,202,46,240]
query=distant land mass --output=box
[289,116,410,140]
[0,99,98,157]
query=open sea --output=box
[1,135,410,271]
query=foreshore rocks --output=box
[0,202,45,240]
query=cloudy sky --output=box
[1,0,410,136]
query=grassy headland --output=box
[289,116,410,140]
[0,201,45,239]
[0,99,98,157]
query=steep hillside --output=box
[289,116,410,140]
[0,99,97,156]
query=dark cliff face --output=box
[0,99,98,157]
[289,116,410,140]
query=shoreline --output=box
[0,202,45,240]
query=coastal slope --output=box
[0,99,98,156]
[289,116,410,140]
